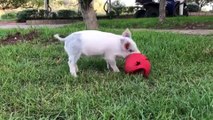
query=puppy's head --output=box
[121,28,140,57]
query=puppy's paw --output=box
[113,68,120,72]
[70,72,77,78]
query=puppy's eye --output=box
[129,49,134,52]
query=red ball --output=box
[124,53,151,78]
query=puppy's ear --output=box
[122,28,131,38]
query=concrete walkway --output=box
[0,22,213,35]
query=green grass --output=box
[66,16,213,29]
[0,19,16,22]
[0,12,17,21]
[99,16,213,29]
[0,26,213,119]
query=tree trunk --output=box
[44,0,50,17]
[79,1,98,30]
[159,0,166,23]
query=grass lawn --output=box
[65,16,213,29]
[0,19,16,22]
[99,16,213,29]
[0,25,212,119]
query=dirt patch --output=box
[0,30,39,45]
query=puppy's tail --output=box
[54,34,65,42]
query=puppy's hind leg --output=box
[68,56,77,77]
[74,53,81,73]
[64,34,82,77]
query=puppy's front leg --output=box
[105,56,120,72]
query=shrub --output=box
[57,10,78,18]
[1,12,17,20]
[107,11,116,18]
[123,6,136,14]
[187,3,199,12]
[111,0,125,16]
[76,10,82,17]
[49,12,57,19]
[16,9,80,22]
[36,9,58,19]
[37,9,48,18]
[16,9,58,22]
[16,9,38,22]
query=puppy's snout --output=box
[135,49,141,53]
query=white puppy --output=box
[54,28,140,77]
